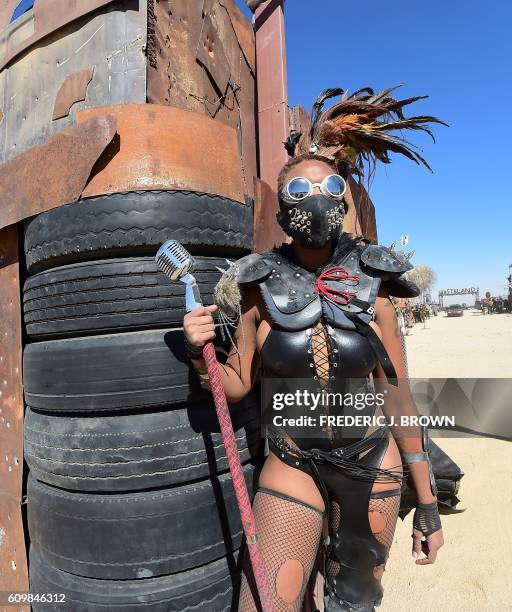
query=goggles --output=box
[280,174,347,206]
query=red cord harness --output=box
[313,265,360,305]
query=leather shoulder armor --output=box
[231,252,274,285]
[360,245,420,298]
[381,275,420,298]
[361,245,413,274]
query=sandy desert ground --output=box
[380,309,512,612]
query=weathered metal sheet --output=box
[201,1,256,198]
[0,0,18,29]
[253,177,288,251]
[196,13,231,96]
[79,104,246,203]
[0,225,23,500]
[254,0,288,191]
[238,49,257,200]
[52,66,94,121]
[146,0,206,111]
[0,224,29,601]
[0,0,123,71]
[0,114,117,230]
[52,66,95,120]
[0,495,29,606]
[219,0,255,73]
[0,1,146,163]
[146,0,256,199]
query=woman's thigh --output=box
[258,451,326,513]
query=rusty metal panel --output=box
[146,1,256,199]
[0,225,23,500]
[202,2,256,198]
[254,0,288,191]
[0,1,146,163]
[78,104,246,203]
[0,114,117,230]
[219,0,255,73]
[146,0,206,111]
[238,48,257,199]
[0,0,123,71]
[52,66,95,120]
[253,177,288,251]
[0,495,29,606]
[0,225,28,603]
[196,12,231,96]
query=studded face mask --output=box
[278,194,345,248]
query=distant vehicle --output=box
[446,304,464,317]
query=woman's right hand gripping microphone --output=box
[183,304,218,385]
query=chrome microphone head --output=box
[155,240,196,281]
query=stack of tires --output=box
[22,190,262,611]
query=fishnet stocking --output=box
[238,488,323,612]
[326,498,341,579]
[368,490,401,548]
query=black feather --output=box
[283,131,302,156]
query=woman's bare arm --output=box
[185,285,261,403]
[373,287,436,503]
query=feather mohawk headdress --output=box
[285,85,448,178]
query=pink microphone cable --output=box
[202,342,274,612]
[155,240,274,612]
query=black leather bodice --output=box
[231,238,419,446]
[255,243,381,383]
[260,323,377,381]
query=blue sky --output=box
[237,0,512,300]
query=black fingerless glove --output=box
[413,500,442,537]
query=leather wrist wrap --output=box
[184,335,204,359]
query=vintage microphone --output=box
[155,239,274,612]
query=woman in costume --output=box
[184,86,447,612]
